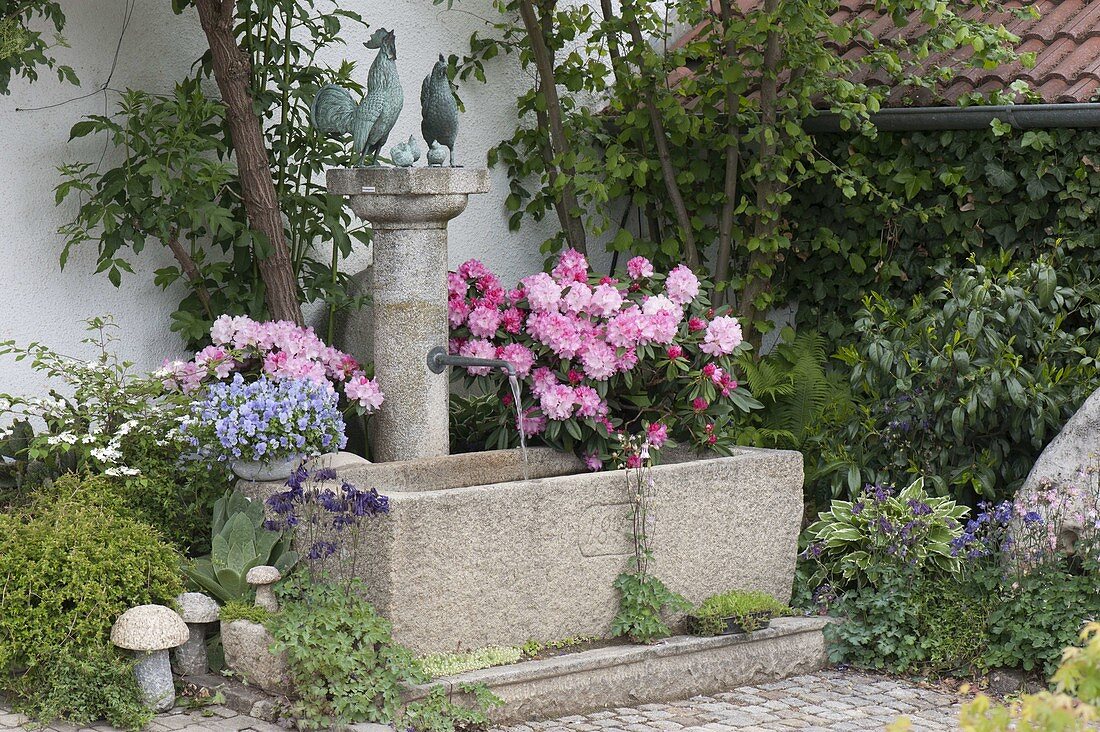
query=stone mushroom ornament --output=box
[111,604,189,711]
[246,565,281,613]
[173,592,219,676]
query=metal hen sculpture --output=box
[311,28,404,167]
[420,54,459,166]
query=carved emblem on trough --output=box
[578,503,633,557]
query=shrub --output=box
[418,646,523,679]
[826,248,1100,502]
[803,477,968,589]
[825,569,926,672]
[692,590,790,635]
[0,474,182,727]
[447,251,760,466]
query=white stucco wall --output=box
[0,0,559,399]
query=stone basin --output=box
[240,446,803,654]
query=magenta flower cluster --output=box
[448,249,754,467]
[160,315,384,414]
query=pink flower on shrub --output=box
[501,307,525,334]
[552,248,589,284]
[616,347,638,372]
[665,265,700,305]
[447,272,468,299]
[606,306,645,348]
[521,272,563,312]
[563,283,592,314]
[467,305,502,338]
[584,453,603,471]
[527,311,585,359]
[448,296,471,328]
[692,397,709,412]
[626,454,642,469]
[666,344,683,360]
[459,338,497,375]
[497,343,535,377]
[519,408,547,437]
[540,383,576,420]
[588,282,624,317]
[647,422,668,448]
[458,259,491,280]
[580,340,617,381]
[345,375,385,411]
[574,386,608,418]
[699,315,744,356]
[627,256,654,280]
[688,316,707,332]
[642,309,680,345]
[530,367,558,398]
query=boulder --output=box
[221,619,292,697]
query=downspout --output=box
[804,103,1100,132]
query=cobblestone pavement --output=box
[0,671,962,732]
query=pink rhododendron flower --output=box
[540,383,576,420]
[501,307,525,334]
[345,375,385,411]
[448,338,465,355]
[702,363,717,378]
[448,296,471,328]
[497,343,535,377]
[521,272,563,312]
[552,248,589,284]
[467,305,502,338]
[616,347,638,372]
[459,338,497,376]
[580,340,617,381]
[563,282,592,314]
[606,305,645,348]
[588,282,624,318]
[530,367,559,398]
[447,272,469,299]
[458,259,491,280]
[647,422,668,448]
[665,264,700,305]
[666,344,683,360]
[520,408,547,437]
[699,315,744,356]
[692,397,709,412]
[627,256,654,280]
[688,316,707,332]
[574,386,609,419]
[626,454,642,469]
[584,453,603,471]
[527,311,585,359]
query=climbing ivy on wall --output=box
[784,126,1100,339]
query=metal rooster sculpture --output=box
[311,28,404,167]
[420,54,459,166]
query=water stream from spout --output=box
[507,373,529,480]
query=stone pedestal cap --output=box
[111,605,189,651]
[177,592,220,624]
[326,167,490,197]
[327,167,491,227]
[245,566,282,586]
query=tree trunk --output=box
[518,0,588,254]
[194,0,302,325]
[714,0,741,304]
[164,230,214,320]
[741,0,782,351]
[621,0,701,271]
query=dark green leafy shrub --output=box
[402,684,502,732]
[914,573,997,673]
[691,590,790,635]
[826,248,1100,501]
[8,646,151,732]
[825,570,926,672]
[611,571,690,644]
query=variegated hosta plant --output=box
[803,477,969,589]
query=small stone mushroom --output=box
[246,565,282,613]
[110,604,189,712]
[173,592,219,676]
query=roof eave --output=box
[805,103,1100,132]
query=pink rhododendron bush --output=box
[448,249,761,468]
[160,315,384,414]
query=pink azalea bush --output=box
[160,315,384,414]
[448,250,760,468]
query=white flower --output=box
[90,446,122,463]
[47,432,79,446]
[105,466,141,477]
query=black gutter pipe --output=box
[804,103,1100,132]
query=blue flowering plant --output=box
[181,374,346,465]
[803,477,969,589]
[264,466,389,585]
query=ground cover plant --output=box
[806,468,1100,678]
[691,590,790,636]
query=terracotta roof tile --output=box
[674,0,1100,106]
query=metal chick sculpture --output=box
[420,54,459,167]
[311,28,404,167]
